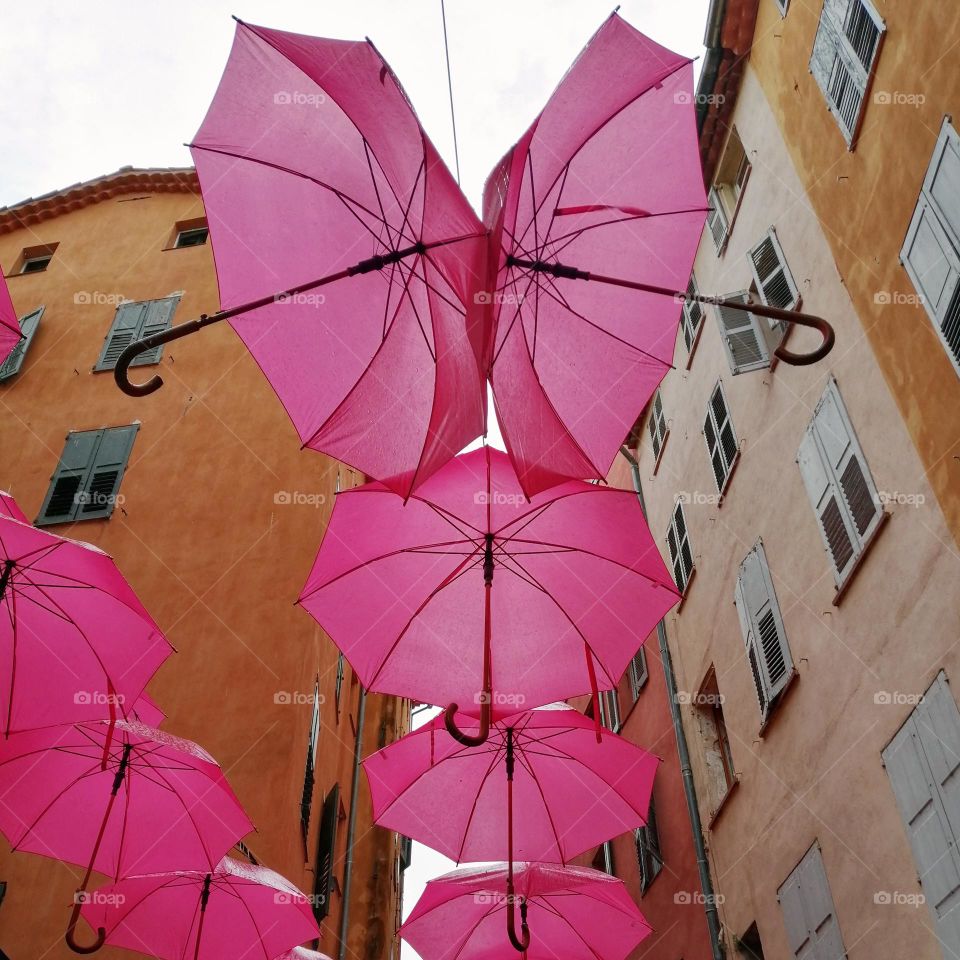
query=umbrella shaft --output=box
[0,560,14,601]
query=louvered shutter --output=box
[313,784,340,921]
[667,502,693,592]
[703,384,738,491]
[902,120,960,373]
[748,231,799,334]
[883,673,960,954]
[716,292,769,374]
[734,542,792,718]
[778,844,847,959]
[135,297,179,365]
[37,431,101,524]
[96,296,178,371]
[79,425,138,520]
[682,276,704,352]
[706,186,729,251]
[630,648,648,701]
[0,307,44,382]
[648,391,666,459]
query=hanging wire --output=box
[440,0,462,184]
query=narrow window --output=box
[635,794,662,893]
[629,648,649,702]
[0,307,44,382]
[666,500,693,593]
[703,382,738,493]
[95,296,180,372]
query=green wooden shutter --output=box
[0,307,44,382]
[37,431,101,524]
[79,425,138,520]
[313,784,340,921]
[95,297,178,371]
[134,297,179,366]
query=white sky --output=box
[0,1,711,952]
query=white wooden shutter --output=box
[648,391,667,459]
[96,296,179,371]
[703,383,738,491]
[796,378,880,585]
[716,292,769,374]
[748,231,799,317]
[0,306,44,382]
[734,542,792,718]
[778,844,848,959]
[902,119,960,374]
[883,673,960,955]
[682,276,704,352]
[666,501,693,592]
[706,186,729,251]
[629,648,649,701]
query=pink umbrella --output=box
[363,702,659,864]
[0,490,28,522]
[300,445,678,744]
[278,951,332,960]
[0,270,20,367]
[0,507,173,736]
[79,858,320,960]
[400,862,652,960]
[481,13,833,496]
[0,719,253,952]
[129,692,165,727]
[116,18,487,499]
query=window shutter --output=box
[630,648,649,701]
[716,292,769,374]
[96,296,178,371]
[735,543,792,718]
[748,231,799,316]
[135,297,179,366]
[682,276,704,352]
[648,391,666,459]
[635,795,662,892]
[37,431,101,524]
[703,383,738,491]
[313,784,340,921]
[78,425,138,520]
[778,844,848,959]
[0,307,44,382]
[666,501,693,593]
[706,186,729,251]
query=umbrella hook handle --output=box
[443,697,490,747]
[65,900,106,954]
[506,895,530,952]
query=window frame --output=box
[715,292,771,375]
[174,227,209,249]
[681,274,706,363]
[666,499,694,594]
[94,295,180,373]
[635,794,663,894]
[648,389,669,470]
[703,381,739,494]
[629,647,649,702]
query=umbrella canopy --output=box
[0,509,173,735]
[481,14,706,496]
[129,692,166,727]
[176,19,487,498]
[400,862,652,960]
[0,271,20,367]
[0,490,28,522]
[79,858,320,960]
[363,702,659,864]
[300,445,678,742]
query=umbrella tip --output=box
[231,14,244,23]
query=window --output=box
[335,652,345,718]
[20,255,51,274]
[777,843,847,959]
[748,230,799,342]
[174,227,209,248]
[706,186,729,252]
[737,922,766,959]
[648,390,668,464]
[592,841,615,875]
[796,377,881,587]
[399,834,413,872]
[599,688,621,732]
[313,784,340,921]
[694,669,736,809]
[883,672,960,958]
[300,682,321,843]
[37,425,138,525]
[0,306,43,382]
[666,500,693,593]
[715,293,770,375]
[629,647,649,701]
[809,0,884,146]
[734,542,793,720]
[902,118,960,375]
[95,295,179,372]
[707,129,750,252]
[773,0,789,15]
[681,275,705,357]
[635,795,662,893]
[703,382,738,493]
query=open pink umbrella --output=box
[300,445,678,745]
[129,691,165,727]
[364,702,659,864]
[0,506,173,736]
[400,862,652,959]
[79,858,320,960]
[481,13,833,496]
[115,19,487,499]
[0,490,28,522]
[0,271,20,367]
[0,719,253,952]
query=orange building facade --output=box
[0,167,408,960]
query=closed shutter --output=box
[313,784,340,921]
[37,431,101,524]
[648,391,667,460]
[883,673,960,955]
[682,276,704,352]
[796,378,880,585]
[95,296,179,371]
[666,501,693,593]
[0,307,44,382]
[902,119,960,374]
[79,426,138,520]
[630,648,649,701]
[734,541,792,719]
[778,844,847,959]
[703,383,738,491]
[716,292,769,374]
[748,231,799,340]
[706,186,729,251]
[635,795,662,893]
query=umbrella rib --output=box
[362,138,397,250]
[488,270,540,368]
[545,205,710,254]
[538,898,610,960]
[393,256,436,362]
[454,737,507,864]
[512,744,567,863]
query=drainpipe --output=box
[620,446,725,960]
[338,686,367,960]
[696,0,728,135]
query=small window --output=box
[773,0,789,14]
[693,668,736,807]
[734,541,793,721]
[95,296,180,372]
[796,377,882,587]
[300,681,321,844]
[901,118,960,376]
[648,390,668,464]
[592,841,615,875]
[681,275,705,357]
[666,500,693,593]
[37,425,138,525]
[635,794,662,893]
[313,784,340,920]
[175,227,209,248]
[736,923,767,959]
[703,382,738,493]
[599,688,621,732]
[778,844,847,959]
[0,306,44,382]
[706,186,729,252]
[629,647,649,702]
[20,255,51,274]
[13,243,58,275]
[398,834,413,872]
[707,129,751,251]
[334,652,345,718]
[809,0,884,147]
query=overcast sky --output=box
[0,0,710,952]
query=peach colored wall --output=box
[0,184,403,960]
[633,67,960,959]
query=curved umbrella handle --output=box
[65,898,106,954]
[731,299,835,366]
[506,896,530,953]
[443,698,490,747]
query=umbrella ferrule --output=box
[483,533,495,585]
[506,255,590,282]
[111,742,133,795]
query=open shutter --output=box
[778,844,847,959]
[648,391,666,459]
[630,648,648,701]
[79,425,137,520]
[703,384,738,491]
[666,501,693,592]
[313,784,340,921]
[96,302,146,371]
[716,292,769,374]
[734,577,768,717]
[748,231,799,317]
[37,431,100,524]
[682,276,704,351]
[0,307,44,382]
[706,186,729,251]
[134,296,179,366]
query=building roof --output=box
[0,166,199,235]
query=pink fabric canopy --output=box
[482,13,706,495]
[400,862,652,960]
[0,271,19,368]
[130,691,166,727]
[364,702,659,864]
[191,20,487,498]
[0,490,28,522]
